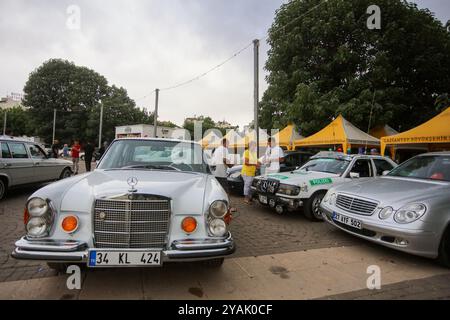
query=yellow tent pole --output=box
[380,140,386,156]
[342,142,348,154]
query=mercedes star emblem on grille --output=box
[127,177,138,192]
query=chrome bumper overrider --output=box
[11,233,236,264]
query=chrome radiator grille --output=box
[93,197,171,249]
[336,194,378,215]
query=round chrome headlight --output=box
[379,207,394,220]
[209,218,227,237]
[394,203,427,224]
[27,197,48,217]
[26,217,48,237]
[209,200,228,218]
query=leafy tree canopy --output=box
[22,59,153,144]
[261,0,450,136]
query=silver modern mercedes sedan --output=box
[320,152,450,267]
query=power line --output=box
[136,41,253,101]
[136,0,328,100]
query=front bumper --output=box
[320,204,439,259]
[11,233,236,265]
[251,187,303,210]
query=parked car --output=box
[0,137,73,199]
[321,152,450,267]
[251,151,397,220]
[227,151,313,195]
[12,138,235,270]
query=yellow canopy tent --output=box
[199,131,221,149]
[381,106,450,156]
[208,130,242,149]
[273,124,304,150]
[230,129,269,149]
[293,115,380,154]
[370,125,399,139]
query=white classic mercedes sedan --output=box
[12,138,235,270]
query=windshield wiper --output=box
[121,164,182,171]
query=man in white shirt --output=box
[212,138,232,190]
[264,137,285,174]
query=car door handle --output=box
[2,163,11,168]
[34,162,40,166]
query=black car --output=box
[227,151,313,195]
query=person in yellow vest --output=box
[241,141,260,204]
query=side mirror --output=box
[349,172,360,179]
[382,170,390,176]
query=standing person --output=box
[212,138,232,191]
[264,137,285,174]
[84,140,95,172]
[241,141,259,204]
[63,144,69,158]
[71,140,81,175]
[51,140,59,158]
[99,140,109,157]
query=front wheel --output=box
[437,227,450,268]
[0,179,6,200]
[304,192,326,221]
[59,168,72,180]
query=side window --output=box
[284,154,294,167]
[29,144,46,160]
[350,159,372,177]
[373,159,394,176]
[1,143,12,158]
[7,143,29,159]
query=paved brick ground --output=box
[319,273,450,300]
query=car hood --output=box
[57,169,210,215]
[260,170,340,185]
[333,176,450,207]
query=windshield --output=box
[98,139,208,173]
[388,155,450,182]
[299,157,351,175]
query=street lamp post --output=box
[52,109,56,143]
[2,110,6,136]
[153,89,160,138]
[253,39,260,157]
[98,101,104,148]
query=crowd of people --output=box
[211,137,285,206]
[50,139,109,174]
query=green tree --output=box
[183,116,218,139]
[0,107,34,137]
[22,59,154,144]
[261,0,450,136]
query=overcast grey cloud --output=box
[0,0,449,128]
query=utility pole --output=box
[2,110,7,136]
[153,89,160,138]
[98,101,104,148]
[253,39,260,157]
[52,109,56,143]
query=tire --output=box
[201,258,225,268]
[437,227,450,268]
[0,179,6,200]
[304,191,326,221]
[59,167,72,180]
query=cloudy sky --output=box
[1,0,449,128]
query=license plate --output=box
[88,250,162,267]
[332,212,362,230]
[259,195,268,204]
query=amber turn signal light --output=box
[181,217,197,233]
[23,208,30,225]
[62,215,79,233]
